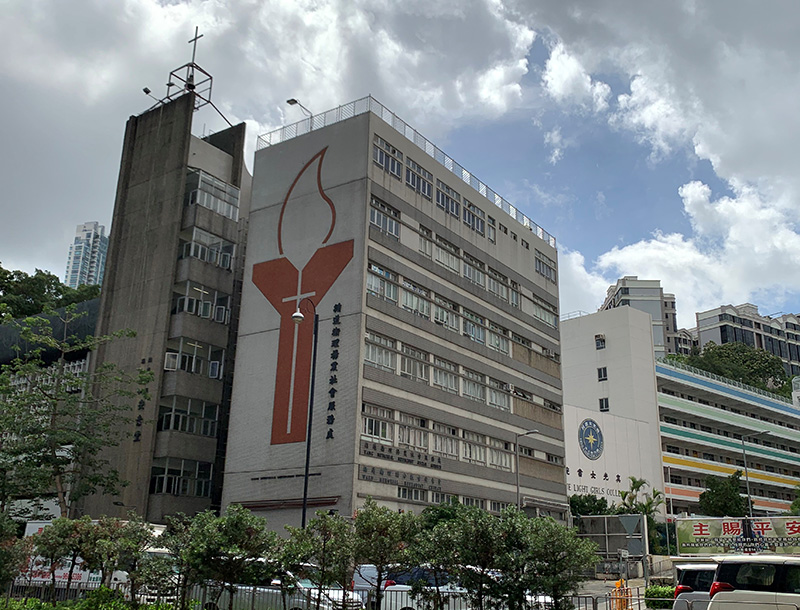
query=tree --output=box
[698,471,748,517]
[525,518,599,610]
[353,498,416,610]
[288,511,354,610]
[0,512,25,594]
[569,494,613,517]
[157,513,208,610]
[32,517,78,604]
[78,515,154,588]
[0,306,152,517]
[406,503,462,610]
[191,505,278,610]
[493,507,537,610]
[452,506,504,610]
[687,341,792,397]
[0,263,100,319]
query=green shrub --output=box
[4,600,51,610]
[645,584,675,609]
[74,586,128,610]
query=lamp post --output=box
[287,98,313,123]
[515,429,539,509]
[292,298,320,528]
[741,430,770,517]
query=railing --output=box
[657,359,794,405]
[257,96,556,249]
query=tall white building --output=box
[64,221,109,289]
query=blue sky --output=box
[2,1,799,329]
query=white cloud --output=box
[544,127,564,164]
[557,249,611,316]
[541,42,610,113]
[522,2,800,323]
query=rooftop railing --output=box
[257,96,556,248]
[657,358,793,405]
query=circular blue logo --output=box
[578,419,604,460]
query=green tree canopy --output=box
[698,470,748,517]
[569,494,613,517]
[687,341,792,397]
[0,263,100,319]
[0,306,152,517]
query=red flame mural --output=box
[252,148,354,444]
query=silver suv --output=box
[672,563,716,610]
[707,555,800,610]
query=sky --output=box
[2,0,800,329]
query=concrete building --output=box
[696,303,800,376]
[80,84,252,522]
[601,276,684,358]
[222,97,567,526]
[64,221,109,288]
[561,307,800,517]
[561,307,664,507]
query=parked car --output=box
[707,555,800,610]
[672,562,716,610]
[213,576,364,610]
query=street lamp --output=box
[292,298,320,528]
[286,98,313,119]
[741,430,770,517]
[515,429,539,509]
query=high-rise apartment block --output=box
[64,221,109,288]
[601,276,684,358]
[221,97,567,525]
[80,89,252,523]
[697,304,800,376]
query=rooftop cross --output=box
[188,26,203,64]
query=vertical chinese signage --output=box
[676,517,800,554]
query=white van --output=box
[707,555,800,610]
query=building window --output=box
[178,227,235,270]
[366,262,399,303]
[595,335,606,350]
[158,397,219,437]
[461,496,485,509]
[510,281,520,308]
[361,404,393,444]
[401,280,431,319]
[370,197,400,238]
[531,295,559,328]
[432,422,459,458]
[463,200,485,235]
[487,217,496,244]
[436,179,461,217]
[419,226,433,258]
[597,367,608,381]
[488,438,512,471]
[488,322,510,355]
[462,431,486,464]
[490,501,510,513]
[462,309,486,344]
[462,368,486,403]
[433,296,460,332]
[398,413,428,450]
[406,158,433,199]
[373,135,403,178]
[547,454,562,464]
[364,332,396,372]
[463,253,486,287]
[534,250,557,283]
[172,281,231,325]
[433,492,457,505]
[164,337,225,379]
[150,457,212,497]
[599,397,609,412]
[400,344,430,383]
[184,168,240,221]
[432,357,459,393]
[397,487,428,502]
[487,378,511,411]
[669,474,682,485]
[434,236,460,273]
[487,268,509,301]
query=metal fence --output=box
[256,95,556,249]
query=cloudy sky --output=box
[3,0,799,328]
